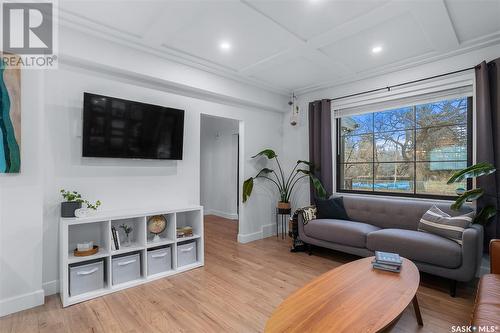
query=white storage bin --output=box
[112,253,141,285]
[177,241,197,267]
[69,260,104,296]
[147,247,172,276]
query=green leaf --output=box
[296,169,328,199]
[447,162,496,184]
[297,160,313,167]
[243,177,254,203]
[310,174,328,199]
[296,168,310,175]
[251,149,277,159]
[255,168,273,178]
[474,205,497,225]
[451,188,484,210]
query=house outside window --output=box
[336,96,472,199]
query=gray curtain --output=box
[476,59,500,251]
[308,99,333,203]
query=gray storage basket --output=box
[147,247,172,276]
[177,241,197,267]
[112,252,141,285]
[69,260,104,296]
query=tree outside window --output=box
[337,97,471,198]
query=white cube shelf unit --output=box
[59,205,203,307]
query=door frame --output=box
[199,113,244,237]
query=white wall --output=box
[200,115,239,220]
[0,71,44,316]
[0,27,288,316]
[41,63,284,297]
[282,43,500,210]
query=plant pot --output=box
[277,202,291,210]
[61,201,82,218]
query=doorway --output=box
[200,114,240,239]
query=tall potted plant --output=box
[447,162,497,224]
[242,149,327,209]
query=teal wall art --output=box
[0,54,21,173]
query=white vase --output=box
[75,208,96,218]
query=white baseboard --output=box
[43,280,59,296]
[262,223,277,238]
[238,223,277,243]
[204,209,238,220]
[237,230,262,243]
[0,289,44,317]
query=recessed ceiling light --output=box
[372,45,383,54]
[220,41,231,51]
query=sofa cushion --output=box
[366,228,462,268]
[315,197,350,220]
[304,219,380,248]
[472,274,500,327]
[418,205,474,244]
[340,195,473,230]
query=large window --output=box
[336,97,472,199]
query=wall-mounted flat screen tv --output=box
[82,93,184,160]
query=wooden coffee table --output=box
[265,257,422,332]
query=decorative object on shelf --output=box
[73,245,99,257]
[0,53,21,173]
[85,199,101,211]
[447,162,497,225]
[75,207,94,218]
[242,149,328,211]
[60,189,101,218]
[288,92,299,126]
[176,226,193,238]
[77,241,93,252]
[147,215,167,243]
[119,224,133,247]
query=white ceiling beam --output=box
[238,0,354,77]
[408,0,460,51]
[238,0,412,78]
[140,3,206,46]
[307,1,409,49]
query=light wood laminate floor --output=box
[0,215,476,332]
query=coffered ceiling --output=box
[59,0,500,95]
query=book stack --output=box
[372,251,402,273]
[176,226,193,238]
[111,226,120,250]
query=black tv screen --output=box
[82,93,184,160]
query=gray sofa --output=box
[298,195,484,296]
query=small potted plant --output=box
[60,189,102,218]
[120,224,133,247]
[60,189,84,218]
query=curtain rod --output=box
[327,65,480,102]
